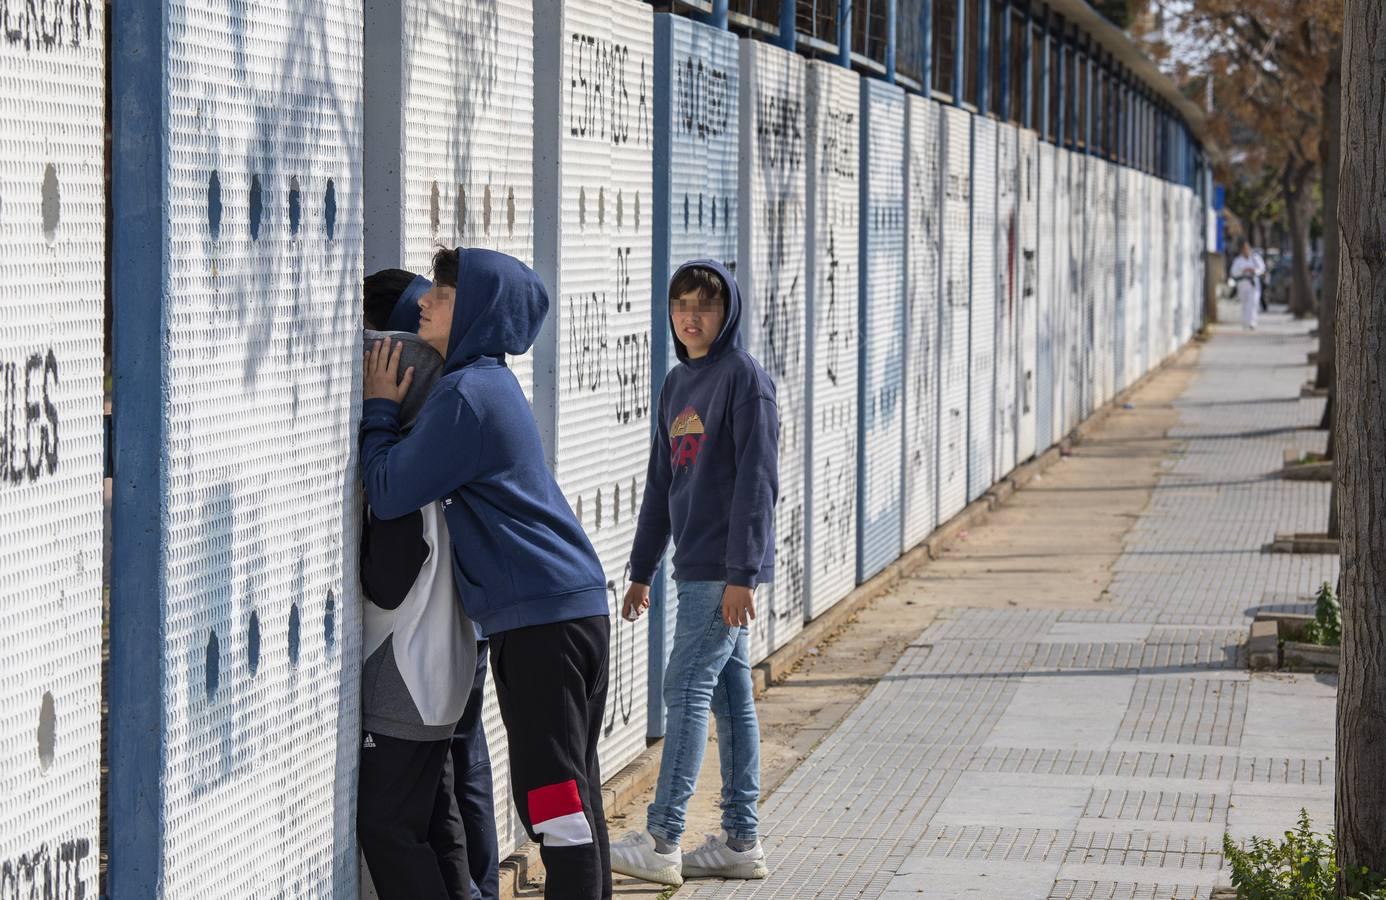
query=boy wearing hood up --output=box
[611,262,778,885]
[359,268,500,900]
[362,248,614,899]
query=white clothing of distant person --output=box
[1230,248,1267,329]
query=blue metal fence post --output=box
[778,0,797,50]
[1083,34,1093,156]
[953,0,966,104]
[1022,0,1033,129]
[695,0,730,28]
[978,0,991,111]
[109,1,171,892]
[838,0,853,66]
[921,0,933,93]
[1041,5,1051,141]
[999,0,1011,120]
[708,0,730,29]
[1055,16,1066,147]
[886,0,898,81]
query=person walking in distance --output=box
[1230,240,1267,330]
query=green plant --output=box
[1302,582,1342,646]
[1223,810,1386,899]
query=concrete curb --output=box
[496,338,1198,897]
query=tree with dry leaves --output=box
[1334,0,1386,890]
[1138,0,1341,321]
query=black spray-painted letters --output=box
[675,56,730,141]
[0,348,60,486]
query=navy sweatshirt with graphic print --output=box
[628,260,780,589]
[360,248,610,636]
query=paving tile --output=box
[679,317,1337,899]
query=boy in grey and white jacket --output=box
[357,273,478,900]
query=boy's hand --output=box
[622,582,651,621]
[364,337,414,404]
[722,585,756,627]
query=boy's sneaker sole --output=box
[682,859,769,880]
[610,859,685,887]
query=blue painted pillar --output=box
[953,0,966,104]
[837,0,852,66]
[978,0,991,111]
[1118,71,1128,164]
[778,0,797,50]
[886,0,898,82]
[1055,17,1066,147]
[1097,54,1106,158]
[1083,35,1093,155]
[1040,5,1051,141]
[921,0,933,93]
[1022,0,1033,129]
[709,0,730,29]
[999,0,1012,121]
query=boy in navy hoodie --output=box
[362,248,613,899]
[611,262,778,885]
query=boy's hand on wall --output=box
[364,337,415,404]
[622,583,650,621]
[722,586,756,628]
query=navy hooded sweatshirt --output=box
[360,248,609,636]
[628,260,779,589]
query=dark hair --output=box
[432,246,460,288]
[363,268,418,330]
[668,265,726,310]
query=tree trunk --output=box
[1317,46,1343,389]
[1335,0,1386,892]
[1283,162,1316,318]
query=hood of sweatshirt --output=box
[384,274,433,333]
[670,259,742,368]
[443,247,550,373]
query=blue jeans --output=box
[647,580,760,844]
[451,640,499,900]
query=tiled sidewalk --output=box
[679,313,1337,900]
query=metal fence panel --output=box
[1097,160,1115,405]
[0,6,105,892]
[364,0,537,400]
[1081,154,1097,419]
[1070,151,1088,428]
[901,94,941,551]
[1015,129,1039,462]
[994,123,1018,479]
[1057,149,1070,436]
[534,0,655,778]
[937,106,972,523]
[1153,175,1166,364]
[967,116,996,502]
[856,79,906,582]
[803,61,860,620]
[109,0,365,893]
[1114,167,1125,388]
[1035,141,1056,452]
[737,39,807,663]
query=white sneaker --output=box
[609,830,684,886]
[682,831,769,880]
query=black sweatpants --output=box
[358,732,472,900]
[491,616,611,899]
